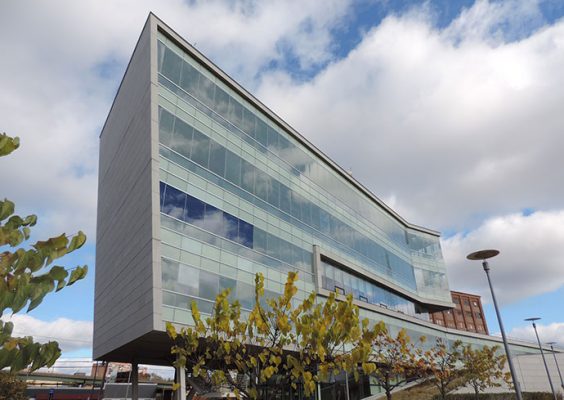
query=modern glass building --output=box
[94,13,553,399]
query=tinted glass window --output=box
[159,107,175,147]
[224,150,241,186]
[178,264,199,296]
[209,141,226,177]
[162,185,186,220]
[190,129,210,168]
[199,270,219,300]
[171,117,193,157]
[161,259,179,291]
[179,62,199,95]
[161,47,182,84]
[186,195,205,223]
[197,75,215,107]
[238,220,253,248]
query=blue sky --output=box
[1,0,564,359]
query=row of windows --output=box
[161,214,315,283]
[162,258,279,312]
[157,40,443,258]
[320,259,430,321]
[159,107,417,290]
[160,182,313,274]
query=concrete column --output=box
[131,362,139,400]
[176,365,186,400]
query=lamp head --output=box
[525,317,541,322]
[467,249,500,260]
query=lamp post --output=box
[546,342,564,390]
[525,318,557,400]
[467,249,523,400]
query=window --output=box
[463,299,470,307]
[334,286,345,295]
[475,312,482,319]
[465,311,473,318]
[472,300,479,307]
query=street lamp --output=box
[467,249,523,400]
[546,342,564,390]
[525,318,557,400]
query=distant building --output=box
[430,291,488,334]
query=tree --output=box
[424,338,464,400]
[0,371,26,400]
[359,327,426,400]
[167,271,367,399]
[461,344,510,400]
[1,132,88,372]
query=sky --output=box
[1,0,563,361]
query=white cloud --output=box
[509,322,564,348]
[256,1,564,233]
[1,314,92,354]
[442,210,564,304]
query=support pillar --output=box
[131,362,139,400]
[176,364,186,400]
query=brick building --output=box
[431,291,488,334]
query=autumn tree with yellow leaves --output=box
[358,326,427,400]
[461,344,510,400]
[167,271,375,399]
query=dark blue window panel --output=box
[159,181,166,211]
[238,219,253,248]
[223,213,239,241]
[162,185,186,220]
[186,195,205,223]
